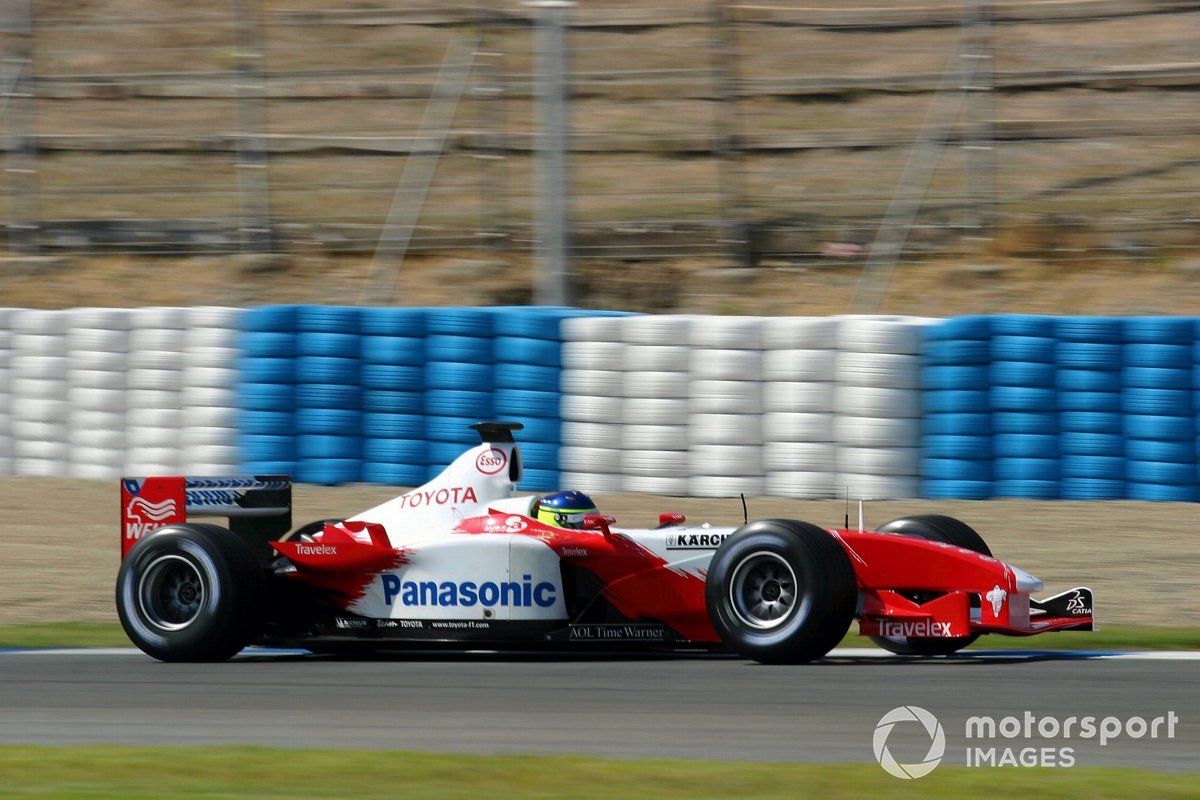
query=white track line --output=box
[830,647,1200,660]
[2,646,1199,660]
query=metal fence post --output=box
[233,0,272,253]
[474,0,510,259]
[711,0,751,268]
[528,0,572,307]
[3,0,39,254]
[851,44,978,312]
[963,0,995,236]
[364,31,479,305]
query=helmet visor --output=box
[539,507,596,529]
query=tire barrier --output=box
[688,316,764,498]
[126,306,190,476]
[1123,317,1197,501]
[182,307,242,476]
[560,315,628,494]
[6,308,1200,502]
[619,314,692,496]
[237,304,299,478]
[359,307,427,486]
[68,308,131,480]
[0,309,12,475]
[761,316,839,498]
[493,307,593,493]
[10,310,71,476]
[423,308,495,484]
[921,315,993,499]
[835,315,929,500]
[1057,316,1125,499]
[989,315,1059,499]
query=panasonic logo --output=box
[381,574,556,608]
[878,620,954,638]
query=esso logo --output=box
[476,448,507,475]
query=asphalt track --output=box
[0,647,1196,772]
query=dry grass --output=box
[2,2,1198,312]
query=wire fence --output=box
[2,1,1198,282]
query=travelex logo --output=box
[873,706,946,779]
[382,574,557,608]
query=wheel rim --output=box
[137,554,205,632]
[728,552,802,630]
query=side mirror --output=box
[582,514,616,537]
[658,513,686,527]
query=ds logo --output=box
[476,448,507,475]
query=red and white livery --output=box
[116,423,1095,663]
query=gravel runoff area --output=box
[2,477,1196,628]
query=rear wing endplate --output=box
[120,475,292,560]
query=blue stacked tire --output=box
[424,309,496,480]
[1123,317,1196,502]
[236,306,299,475]
[920,315,993,499]
[493,308,585,492]
[360,308,427,486]
[294,306,362,484]
[1056,317,1125,499]
[988,316,1059,499]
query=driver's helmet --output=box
[533,490,598,529]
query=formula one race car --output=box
[116,423,1095,663]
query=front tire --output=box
[870,514,990,656]
[706,519,856,664]
[116,524,264,662]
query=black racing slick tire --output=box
[116,523,264,662]
[870,514,990,656]
[706,519,856,664]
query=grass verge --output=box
[0,623,130,649]
[1,622,1197,652]
[0,746,1195,799]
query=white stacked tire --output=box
[10,310,71,476]
[67,308,131,479]
[559,315,626,493]
[834,315,927,499]
[688,316,764,497]
[181,307,241,474]
[126,307,190,475]
[619,315,691,495]
[761,317,839,498]
[0,309,13,475]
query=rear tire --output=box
[706,519,856,664]
[116,524,264,662]
[870,514,989,656]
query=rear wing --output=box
[121,476,292,561]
